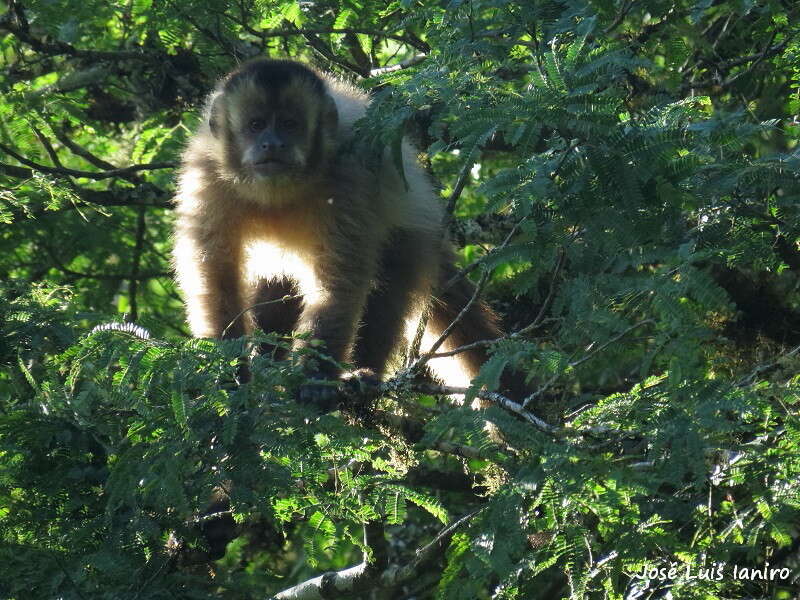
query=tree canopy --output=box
[1,0,800,598]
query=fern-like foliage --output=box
[2,0,800,599]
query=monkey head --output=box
[205,59,339,189]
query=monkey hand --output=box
[341,368,381,395]
[298,368,381,413]
[299,374,342,413]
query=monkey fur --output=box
[173,58,510,407]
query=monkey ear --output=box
[321,92,338,132]
[207,92,223,137]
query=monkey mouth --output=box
[254,158,286,166]
[251,158,290,176]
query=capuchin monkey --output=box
[173,58,512,408]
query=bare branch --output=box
[429,440,494,460]
[0,161,33,179]
[251,28,430,53]
[683,32,796,92]
[370,54,427,77]
[50,125,119,171]
[31,126,64,168]
[0,142,174,180]
[414,383,559,435]
[523,319,654,407]
[25,65,112,98]
[297,27,368,77]
[737,343,800,387]
[268,510,479,600]
[568,319,654,370]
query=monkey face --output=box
[237,109,308,178]
[208,60,338,186]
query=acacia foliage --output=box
[1,0,800,598]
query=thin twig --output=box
[221,294,306,339]
[414,269,490,369]
[523,319,654,407]
[407,152,479,364]
[568,319,654,369]
[441,215,529,293]
[429,248,564,360]
[737,343,800,386]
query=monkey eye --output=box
[249,118,266,132]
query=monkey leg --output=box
[184,255,249,384]
[429,261,529,402]
[354,230,437,377]
[353,288,409,376]
[250,276,303,360]
[172,220,247,340]
[294,265,379,409]
[429,265,501,377]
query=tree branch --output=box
[1,1,155,61]
[0,142,174,180]
[39,237,167,281]
[245,27,430,53]
[523,319,655,407]
[127,207,147,322]
[413,383,559,435]
[25,65,112,98]
[370,54,427,77]
[297,27,368,77]
[683,32,796,92]
[50,124,119,171]
[430,247,564,360]
[0,161,33,179]
[268,510,479,600]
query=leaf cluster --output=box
[2,0,800,598]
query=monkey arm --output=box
[295,283,372,374]
[292,221,381,407]
[293,284,372,409]
[173,224,246,340]
[287,203,381,367]
[354,229,440,376]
